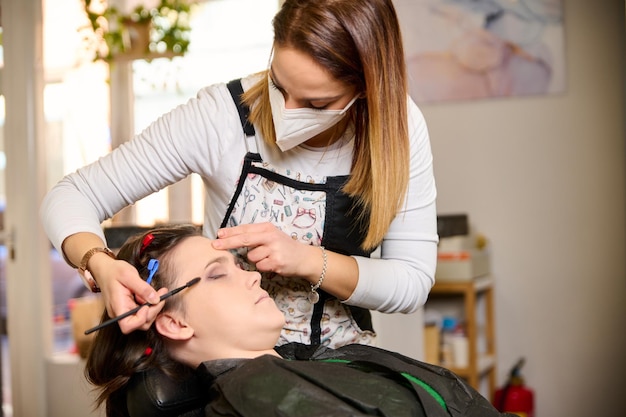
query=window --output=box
[132,0,278,225]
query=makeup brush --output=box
[84,277,201,335]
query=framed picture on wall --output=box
[394,0,566,103]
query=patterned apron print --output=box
[221,153,375,348]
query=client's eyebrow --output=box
[204,255,231,270]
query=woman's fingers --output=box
[214,222,277,250]
[216,223,315,278]
[117,287,169,333]
[99,260,162,334]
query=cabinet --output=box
[427,275,497,400]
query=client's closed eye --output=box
[206,265,227,280]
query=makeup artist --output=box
[40,0,438,349]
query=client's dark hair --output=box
[84,224,202,416]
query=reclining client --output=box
[85,225,512,417]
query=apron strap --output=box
[226,79,256,137]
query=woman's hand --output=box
[214,222,359,301]
[213,222,318,280]
[89,254,165,334]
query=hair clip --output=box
[141,233,155,254]
[146,259,159,285]
[144,347,153,356]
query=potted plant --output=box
[81,0,194,62]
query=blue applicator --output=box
[146,259,159,285]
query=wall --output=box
[411,1,625,416]
[46,355,104,417]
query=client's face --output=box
[168,236,285,359]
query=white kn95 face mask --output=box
[268,75,357,151]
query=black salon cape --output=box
[196,343,512,417]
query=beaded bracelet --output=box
[308,246,327,304]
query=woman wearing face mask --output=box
[40,0,438,348]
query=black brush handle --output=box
[84,277,200,335]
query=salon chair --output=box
[125,367,206,417]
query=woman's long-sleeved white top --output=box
[40,74,438,314]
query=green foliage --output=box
[82,0,193,62]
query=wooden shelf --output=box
[446,353,496,378]
[430,275,493,294]
[427,275,497,400]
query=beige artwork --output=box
[395,0,566,103]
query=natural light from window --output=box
[41,0,278,227]
[132,0,277,225]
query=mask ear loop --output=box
[146,259,159,285]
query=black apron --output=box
[220,79,375,348]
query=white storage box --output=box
[435,249,490,281]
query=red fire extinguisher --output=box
[494,358,535,417]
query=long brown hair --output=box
[243,0,409,250]
[84,225,201,416]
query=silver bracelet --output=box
[308,246,327,304]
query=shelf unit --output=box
[427,275,497,400]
